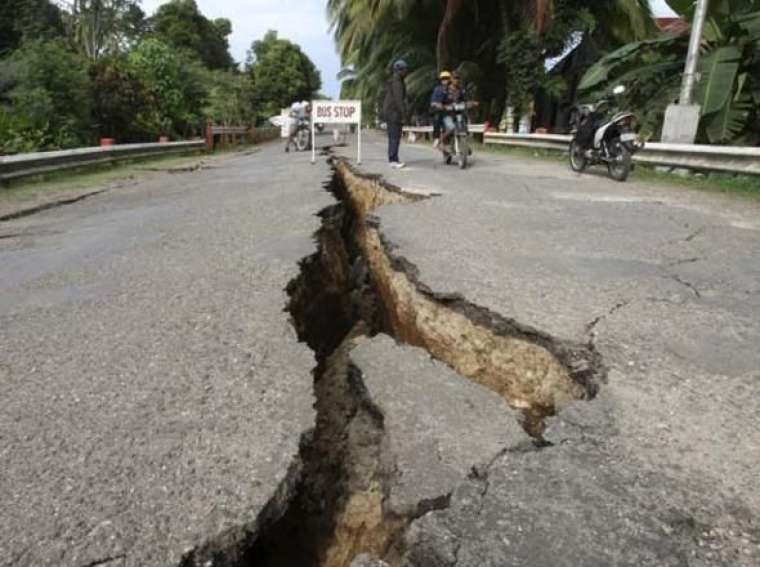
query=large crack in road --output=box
[334,161,605,436]
[216,158,607,566]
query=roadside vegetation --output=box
[580,0,760,145]
[0,0,321,154]
[330,0,760,145]
[330,0,655,126]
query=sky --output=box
[141,0,678,99]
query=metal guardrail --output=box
[484,132,760,176]
[635,142,760,175]
[206,125,279,151]
[0,140,205,182]
[404,124,486,141]
[210,126,248,135]
[485,132,571,151]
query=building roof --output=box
[655,17,690,36]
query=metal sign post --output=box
[311,110,316,164]
[661,0,710,143]
[310,100,362,164]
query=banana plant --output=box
[580,1,760,144]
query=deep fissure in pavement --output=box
[239,161,606,567]
[334,161,604,437]
[243,178,402,566]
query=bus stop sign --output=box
[311,100,362,164]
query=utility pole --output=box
[661,0,710,144]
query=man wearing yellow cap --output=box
[430,70,454,162]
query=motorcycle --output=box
[569,85,643,182]
[440,101,479,169]
[294,117,311,151]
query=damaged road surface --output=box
[0,145,332,566]
[2,132,760,567]
[316,135,759,566]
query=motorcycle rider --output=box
[285,100,311,153]
[449,71,477,157]
[430,71,454,161]
[448,71,466,104]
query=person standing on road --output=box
[383,59,408,169]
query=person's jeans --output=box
[387,121,402,162]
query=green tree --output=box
[0,0,65,55]
[127,38,209,137]
[89,55,158,140]
[150,0,234,70]
[327,0,655,126]
[204,70,255,125]
[0,40,92,151]
[59,0,146,60]
[247,31,322,121]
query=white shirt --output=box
[290,102,308,120]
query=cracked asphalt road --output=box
[2,132,759,566]
[0,144,331,566]
[336,134,760,565]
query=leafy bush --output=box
[204,70,255,125]
[580,1,760,144]
[89,55,160,141]
[127,38,209,138]
[0,40,92,152]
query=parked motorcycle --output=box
[441,101,479,169]
[569,85,643,182]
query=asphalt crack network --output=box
[79,554,127,567]
[334,159,605,436]
[586,300,631,336]
[0,190,106,222]
[182,157,608,567]
[667,273,702,298]
[244,159,607,566]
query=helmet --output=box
[393,59,408,71]
[439,70,452,80]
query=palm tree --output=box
[327,0,657,127]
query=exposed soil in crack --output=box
[333,160,605,437]
[215,158,607,567]
[242,177,402,567]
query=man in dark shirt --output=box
[383,59,408,169]
[430,71,454,159]
[448,71,466,104]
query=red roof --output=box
[655,17,689,36]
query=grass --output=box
[0,143,268,215]
[2,151,204,199]
[472,140,760,199]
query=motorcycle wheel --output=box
[458,135,468,169]
[295,128,310,151]
[607,138,631,182]
[569,140,587,172]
